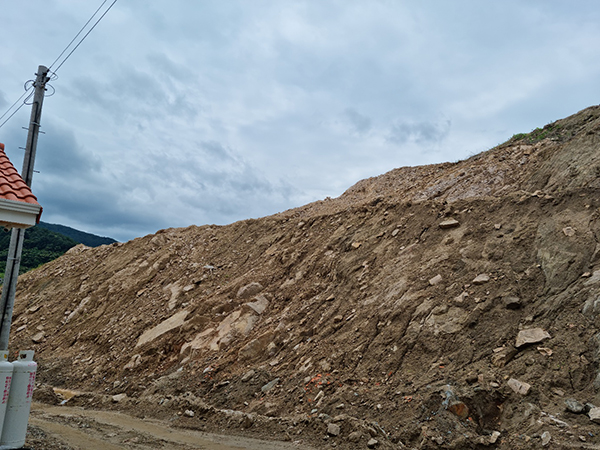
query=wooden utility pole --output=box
[0,65,50,350]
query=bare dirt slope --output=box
[12,105,600,449]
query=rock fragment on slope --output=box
[439,218,460,229]
[515,328,551,348]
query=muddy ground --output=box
[10,105,600,449]
[25,402,312,450]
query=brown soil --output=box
[11,105,600,449]
[26,402,312,449]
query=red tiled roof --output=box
[0,143,40,206]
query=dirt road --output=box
[28,403,313,450]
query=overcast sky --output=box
[1,1,600,242]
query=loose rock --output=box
[241,369,255,382]
[586,403,596,413]
[429,274,443,286]
[507,378,531,395]
[454,291,469,304]
[439,218,460,229]
[489,431,501,444]
[111,393,127,403]
[348,431,362,443]
[261,378,279,393]
[541,431,551,446]
[588,406,600,423]
[237,282,263,299]
[537,347,553,356]
[503,296,522,310]
[124,354,142,370]
[565,398,585,414]
[367,438,379,448]
[472,274,490,285]
[243,294,269,315]
[327,423,340,437]
[515,328,551,348]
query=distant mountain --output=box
[0,226,78,276]
[0,223,117,277]
[37,222,117,247]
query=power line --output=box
[0,0,117,131]
[48,0,111,70]
[50,0,118,75]
[0,102,28,131]
[0,86,35,130]
[0,88,33,124]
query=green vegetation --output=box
[0,226,78,277]
[509,123,563,144]
[38,222,116,247]
[510,133,528,141]
[0,223,117,280]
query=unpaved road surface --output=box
[27,403,313,450]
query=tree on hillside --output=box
[0,226,78,277]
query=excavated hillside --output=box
[12,105,600,449]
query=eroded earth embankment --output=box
[14,105,600,449]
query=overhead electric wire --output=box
[50,0,118,75]
[0,85,35,130]
[0,0,117,131]
[0,101,28,130]
[48,0,110,71]
[0,88,33,124]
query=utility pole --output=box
[0,65,49,350]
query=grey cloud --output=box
[34,153,172,241]
[37,181,119,226]
[388,119,451,145]
[146,53,194,83]
[66,64,198,124]
[149,140,297,218]
[343,108,372,134]
[36,180,165,242]
[0,124,28,165]
[122,1,245,48]
[33,132,298,242]
[201,140,235,163]
[28,121,161,241]
[35,122,100,177]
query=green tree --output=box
[0,226,78,278]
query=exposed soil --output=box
[26,402,312,449]
[10,105,600,448]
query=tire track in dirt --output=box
[30,403,312,450]
[29,417,126,450]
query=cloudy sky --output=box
[1,1,600,242]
